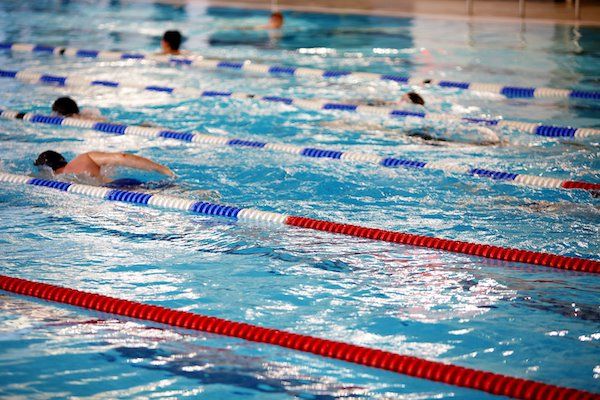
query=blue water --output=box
[0,1,599,398]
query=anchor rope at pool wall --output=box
[2,42,600,101]
[2,109,599,193]
[0,172,598,273]
[1,68,599,139]
[0,275,598,400]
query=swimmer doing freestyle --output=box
[34,150,174,184]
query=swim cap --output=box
[34,150,68,171]
[52,97,80,117]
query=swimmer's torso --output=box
[61,154,102,178]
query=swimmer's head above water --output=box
[51,97,105,121]
[403,91,425,106]
[52,97,79,117]
[267,12,284,29]
[34,150,68,172]
[161,30,183,54]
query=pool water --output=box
[0,1,599,398]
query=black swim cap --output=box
[406,92,425,106]
[52,97,80,117]
[34,150,68,171]
[163,30,182,50]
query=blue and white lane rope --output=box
[1,68,598,139]
[0,172,598,273]
[2,109,598,192]
[2,42,600,101]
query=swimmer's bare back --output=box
[58,152,174,181]
[61,153,102,177]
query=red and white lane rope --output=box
[1,173,598,273]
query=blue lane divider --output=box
[159,130,195,142]
[381,158,428,168]
[390,110,427,118]
[534,126,577,138]
[322,70,352,78]
[30,115,65,125]
[40,74,66,85]
[0,70,17,78]
[323,103,358,111]
[2,42,600,101]
[0,68,598,139]
[470,168,518,181]
[500,87,536,99]
[301,148,344,159]
[227,139,267,148]
[169,58,192,65]
[268,66,297,75]
[570,90,600,100]
[2,109,598,192]
[107,189,153,204]
[262,96,293,105]
[201,90,232,97]
[438,81,470,89]
[76,49,99,58]
[381,75,410,83]
[146,85,174,93]
[92,122,127,135]
[190,201,241,218]
[92,80,119,87]
[33,45,55,53]
[121,53,144,60]
[217,61,244,70]
[28,178,73,191]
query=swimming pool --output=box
[0,0,599,398]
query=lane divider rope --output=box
[1,68,598,139]
[0,172,598,273]
[0,274,598,400]
[1,42,599,101]
[2,109,597,193]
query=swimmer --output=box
[52,97,106,121]
[259,12,284,30]
[363,91,426,107]
[320,120,501,146]
[159,30,185,55]
[34,150,175,184]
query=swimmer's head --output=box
[52,97,79,117]
[34,150,68,172]
[269,12,284,29]
[403,92,425,106]
[162,30,182,53]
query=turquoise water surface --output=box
[0,1,599,398]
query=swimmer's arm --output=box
[87,152,175,177]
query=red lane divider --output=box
[1,274,597,400]
[561,181,600,191]
[284,216,600,273]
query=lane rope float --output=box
[2,109,598,193]
[0,172,598,273]
[1,42,600,101]
[0,274,598,400]
[1,68,598,139]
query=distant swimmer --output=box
[159,30,186,55]
[233,11,284,31]
[34,150,175,185]
[260,11,284,30]
[52,96,106,121]
[320,121,501,146]
[364,91,426,107]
